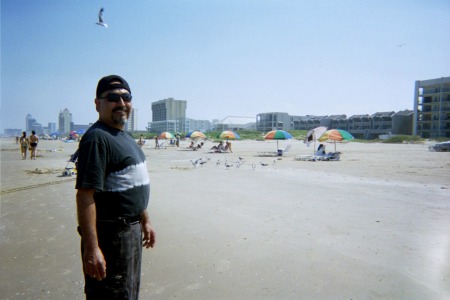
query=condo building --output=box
[413,77,450,138]
[148,98,187,133]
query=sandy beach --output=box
[1,138,449,299]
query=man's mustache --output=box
[113,107,129,113]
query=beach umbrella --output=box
[304,126,327,144]
[159,132,174,139]
[304,126,327,153]
[188,131,206,139]
[218,130,240,140]
[318,129,354,152]
[264,130,293,149]
[70,131,79,139]
[76,129,86,135]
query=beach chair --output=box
[258,144,292,157]
[294,152,340,162]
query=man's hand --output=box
[83,246,107,280]
[141,210,156,249]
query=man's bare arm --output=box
[76,188,106,280]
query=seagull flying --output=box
[96,8,108,28]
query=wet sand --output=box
[1,138,449,299]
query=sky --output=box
[1,0,449,132]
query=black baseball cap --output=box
[96,75,131,98]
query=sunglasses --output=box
[102,93,132,103]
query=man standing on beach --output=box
[29,130,39,160]
[76,75,156,299]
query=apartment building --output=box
[256,112,291,132]
[413,77,450,138]
[148,98,187,133]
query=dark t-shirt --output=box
[75,121,150,219]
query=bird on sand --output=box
[225,163,234,170]
[96,8,108,28]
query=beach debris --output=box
[25,168,61,175]
[96,8,108,28]
[260,162,268,167]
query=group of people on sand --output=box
[18,130,39,160]
[210,141,232,153]
[138,134,234,153]
[188,141,204,150]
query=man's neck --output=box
[98,119,125,131]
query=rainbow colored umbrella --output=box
[318,129,354,152]
[218,130,240,140]
[264,130,293,149]
[188,131,206,139]
[159,132,174,139]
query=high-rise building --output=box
[152,98,187,121]
[149,98,187,133]
[413,77,450,138]
[26,114,36,131]
[48,122,57,134]
[59,108,72,134]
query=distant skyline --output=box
[17,104,414,134]
[2,1,450,131]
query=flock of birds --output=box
[189,156,279,170]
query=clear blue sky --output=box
[1,0,449,131]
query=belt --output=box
[98,215,142,225]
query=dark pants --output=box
[81,220,142,300]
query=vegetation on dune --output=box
[381,135,425,144]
